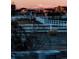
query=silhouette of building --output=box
[11,3,16,16]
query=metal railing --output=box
[11,15,67,24]
[19,24,67,32]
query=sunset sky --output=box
[12,0,67,8]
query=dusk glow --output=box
[12,0,67,8]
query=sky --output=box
[12,0,67,8]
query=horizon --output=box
[12,0,67,9]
